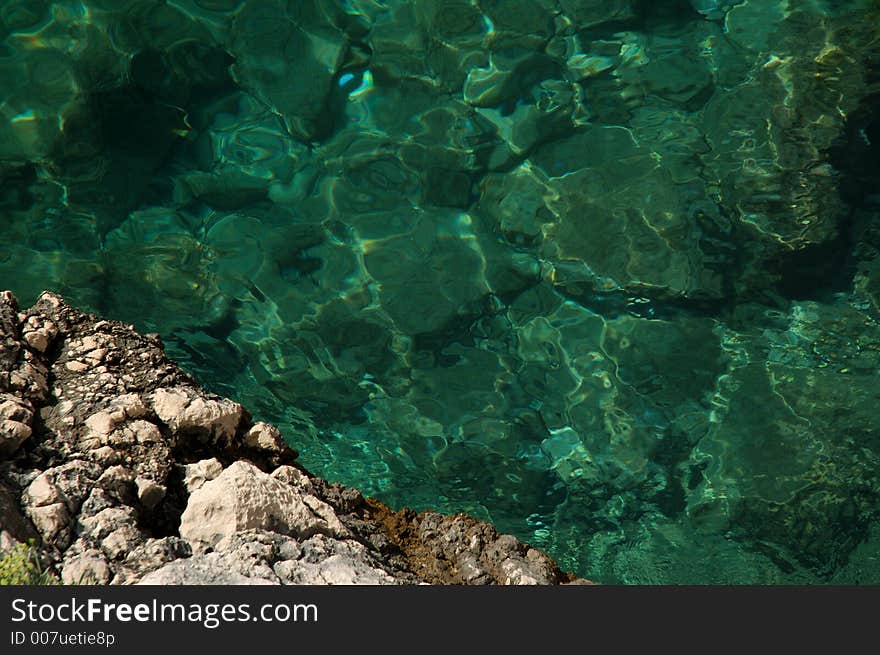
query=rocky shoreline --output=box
[0,290,587,585]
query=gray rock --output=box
[0,290,20,353]
[137,557,279,585]
[138,531,283,585]
[135,477,166,509]
[380,510,569,585]
[78,506,139,543]
[274,535,399,585]
[0,482,39,548]
[0,418,31,458]
[97,466,135,504]
[102,525,146,561]
[35,461,102,515]
[115,537,192,584]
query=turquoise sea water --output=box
[1,0,879,583]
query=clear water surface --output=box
[1,0,879,583]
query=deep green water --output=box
[1,0,880,583]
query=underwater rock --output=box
[531,126,720,296]
[558,0,637,28]
[687,301,880,573]
[229,0,349,142]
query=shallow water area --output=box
[1,0,879,583]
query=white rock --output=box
[23,330,50,352]
[151,388,242,443]
[84,409,122,442]
[150,387,188,420]
[114,393,148,419]
[90,446,121,465]
[182,458,224,492]
[500,558,541,585]
[130,420,161,444]
[108,425,137,446]
[179,461,349,547]
[0,396,34,457]
[21,318,57,353]
[79,335,98,351]
[273,536,398,585]
[98,465,134,484]
[97,466,134,501]
[84,348,107,364]
[274,554,398,585]
[0,531,18,551]
[26,502,70,544]
[24,472,63,507]
[0,395,33,422]
[271,465,314,492]
[243,422,285,452]
[136,477,166,509]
